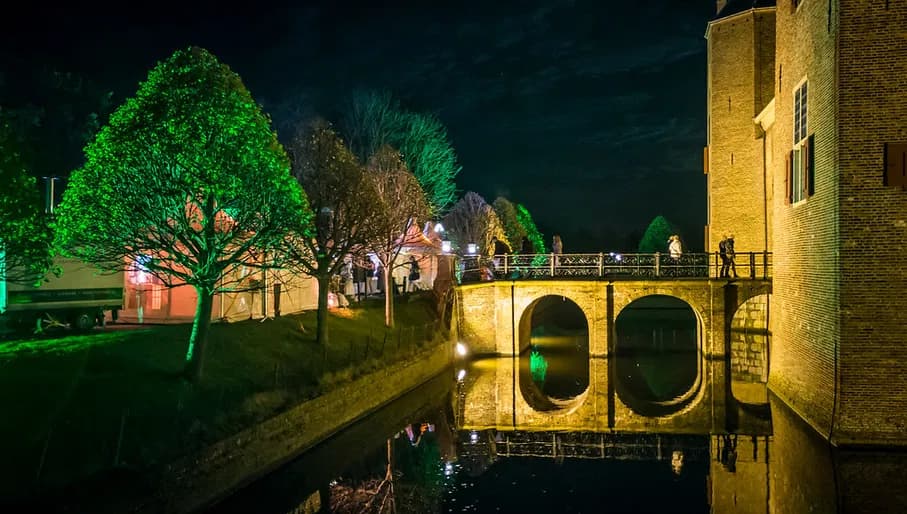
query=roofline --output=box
[704,6,776,39]
[754,98,776,130]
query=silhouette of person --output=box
[719,235,730,277]
[726,234,738,278]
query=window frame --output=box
[788,77,812,205]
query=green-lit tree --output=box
[443,192,508,257]
[493,197,527,253]
[364,145,430,328]
[0,114,53,285]
[55,47,310,381]
[344,90,460,215]
[638,215,678,253]
[515,203,547,255]
[285,119,376,345]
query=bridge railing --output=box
[457,251,772,283]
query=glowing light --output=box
[615,254,623,262]
[441,240,452,253]
[466,243,477,255]
[444,461,454,476]
[457,369,466,381]
[530,348,548,385]
[456,342,467,356]
[434,222,444,233]
[470,431,479,443]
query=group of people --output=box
[718,234,737,278]
[344,255,424,301]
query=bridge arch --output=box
[613,294,704,417]
[516,295,590,412]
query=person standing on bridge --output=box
[726,234,738,278]
[719,234,738,278]
[552,234,563,268]
[668,235,683,260]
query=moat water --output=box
[211,302,907,513]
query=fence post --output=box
[550,254,555,277]
[714,251,719,278]
[504,254,509,276]
[654,252,661,277]
[763,251,769,279]
[598,253,604,277]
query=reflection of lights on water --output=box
[444,461,455,476]
[456,342,468,357]
[671,450,684,475]
[457,369,466,381]
[470,431,479,443]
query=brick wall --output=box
[706,9,776,254]
[767,0,840,440]
[730,293,769,383]
[835,0,907,444]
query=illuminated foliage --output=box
[55,47,310,381]
[364,145,430,328]
[344,91,460,215]
[515,204,547,265]
[638,215,678,253]
[492,197,527,254]
[285,119,376,345]
[442,192,508,257]
[0,113,53,286]
[530,347,548,385]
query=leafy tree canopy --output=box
[0,113,53,285]
[515,203,547,255]
[638,215,678,253]
[55,46,309,379]
[493,197,527,253]
[344,90,460,215]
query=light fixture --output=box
[456,342,467,356]
[434,222,444,233]
[457,368,466,381]
[466,243,477,255]
[442,240,452,253]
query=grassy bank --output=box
[0,294,445,501]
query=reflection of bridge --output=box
[460,252,772,281]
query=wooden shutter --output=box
[785,150,793,204]
[805,134,815,197]
[885,143,907,188]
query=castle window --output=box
[787,80,813,204]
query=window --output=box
[787,80,813,204]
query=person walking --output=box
[719,235,729,277]
[726,234,738,278]
[407,255,421,292]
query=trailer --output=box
[1,257,124,332]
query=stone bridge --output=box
[453,278,772,433]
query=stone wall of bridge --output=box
[455,279,771,360]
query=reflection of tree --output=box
[329,429,443,514]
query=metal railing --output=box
[458,252,772,283]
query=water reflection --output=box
[211,360,907,514]
[615,295,699,415]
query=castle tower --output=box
[762,0,907,446]
[704,1,776,253]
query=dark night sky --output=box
[1,1,717,252]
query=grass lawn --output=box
[0,293,445,501]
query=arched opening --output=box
[518,295,589,411]
[614,295,700,416]
[729,293,771,406]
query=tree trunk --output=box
[384,265,395,328]
[316,273,330,345]
[184,286,214,382]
